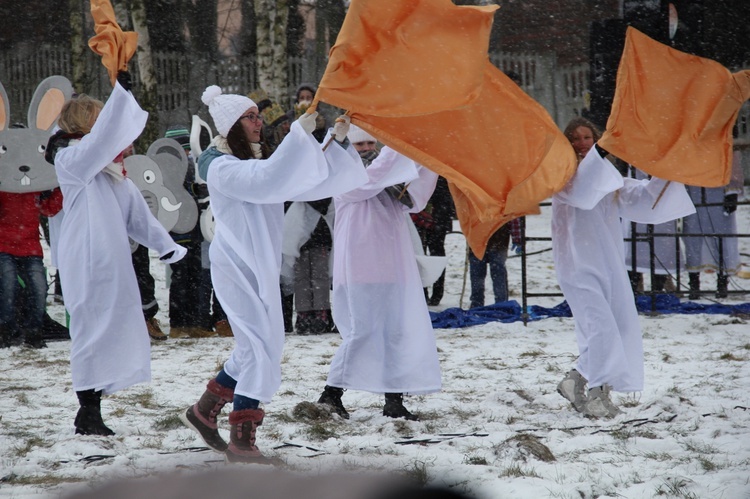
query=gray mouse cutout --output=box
[0,75,74,192]
[125,138,198,236]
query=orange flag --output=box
[88,0,138,86]
[599,27,750,187]
[314,0,577,258]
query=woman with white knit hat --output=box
[180,85,367,463]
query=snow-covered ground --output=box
[1,200,749,499]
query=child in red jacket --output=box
[0,188,62,348]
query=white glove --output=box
[298,111,318,134]
[333,115,351,142]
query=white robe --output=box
[55,83,186,394]
[552,147,695,392]
[207,124,368,403]
[326,147,442,394]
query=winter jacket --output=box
[0,189,63,257]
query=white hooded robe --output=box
[207,125,368,403]
[326,147,442,394]
[55,83,186,394]
[552,147,695,392]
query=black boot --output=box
[716,274,729,298]
[317,385,349,419]
[75,389,115,436]
[688,272,700,300]
[23,329,47,349]
[383,393,419,421]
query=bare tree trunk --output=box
[69,0,88,93]
[130,0,160,149]
[254,0,289,103]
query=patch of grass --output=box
[719,352,743,361]
[741,343,750,350]
[2,474,86,487]
[504,414,520,425]
[403,459,430,486]
[519,350,545,358]
[500,462,540,478]
[0,384,35,393]
[511,389,534,403]
[391,420,412,437]
[15,392,30,405]
[643,452,672,461]
[305,422,337,441]
[655,477,698,498]
[683,439,718,454]
[118,389,158,409]
[12,436,50,457]
[698,457,718,471]
[609,428,633,441]
[463,454,489,466]
[451,405,480,420]
[153,413,184,431]
[662,352,671,362]
[635,430,659,439]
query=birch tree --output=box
[69,0,88,93]
[254,0,289,103]
[130,0,160,148]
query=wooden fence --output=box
[5,44,747,150]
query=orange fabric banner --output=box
[314,0,577,258]
[88,0,138,86]
[317,0,498,117]
[599,27,750,187]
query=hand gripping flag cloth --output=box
[313,0,578,259]
[599,27,750,187]
[88,0,138,86]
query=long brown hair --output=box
[563,117,602,144]
[226,120,271,160]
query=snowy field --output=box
[1,199,749,499]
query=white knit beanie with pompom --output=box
[201,85,256,137]
[348,124,377,144]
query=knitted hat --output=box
[261,102,289,127]
[348,124,376,144]
[201,85,256,137]
[164,125,190,150]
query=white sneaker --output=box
[583,385,623,418]
[557,369,588,412]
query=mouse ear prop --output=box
[87,0,138,86]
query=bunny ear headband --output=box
[88,0,138,86]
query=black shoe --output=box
[74,406,115,436]
[318,385,349,419]
[427,297,441,306]
[383,393,419,421]
[23,330,47,349]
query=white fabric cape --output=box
[326,147,442,394]
[207,125,368,402]
[55,83,186,394]
[623,169,679,274]
[551,147,695,392]
[406,215,449,287]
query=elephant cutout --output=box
[0,75,74,193]
[125,138,198,236]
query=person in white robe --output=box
[316,125,441,422]
[553,118,695,419]
[52,80,187,436]
[682,148,744,299]
[181,86,367,464]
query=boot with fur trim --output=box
[225,408,274,464]
[180,379,233,452]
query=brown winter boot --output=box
[180,379,234,452]
[225,408,275,464]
